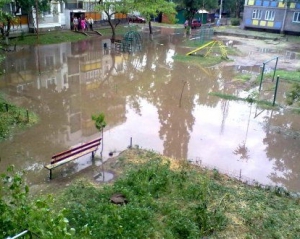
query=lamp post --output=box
[219,0,223,20]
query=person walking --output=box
[80,18,86,32]
[73,17,78,31]
[85,17,89,31]
[88,17,94,31]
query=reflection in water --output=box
[0,29,300,192]
[233,103,253,161]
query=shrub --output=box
[231,18,240,26]
[0,165,75,238]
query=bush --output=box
[0,166,75,238]
[286,83,300,106]
[231,18,240,26]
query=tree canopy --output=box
[174,0,217,26]
[134,0,177,22]
[95,0,134,41]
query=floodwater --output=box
[0,27,300,192]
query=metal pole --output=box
[219,0,223,20]
[272,76,280,106]
[259,63,265,91]
[272,57,279,82]
[8,230,29,239]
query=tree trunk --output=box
[148,21,153,35]
[107,13,116,43]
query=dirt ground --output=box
[215,35,300,71]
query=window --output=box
[252,9,262,19]
[293,12,300,23]
[265,10,275,21]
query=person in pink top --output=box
[81,18,86,31]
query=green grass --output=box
[55,149,300,239]
[233,73,253,82]
[9,31,87,45]
[174,54,227,67]
[96,25,140,37]
[0,96,39,140]
[183,39,241,56]
[209,92,277,109]
[265,69,300,83]
[8,25,142,46]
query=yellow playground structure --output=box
[186,40,228,59]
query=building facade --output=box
[6,0,126,33]
[243,0,300,34]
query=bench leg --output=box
[50,169,52,180]
[92,151,95,158]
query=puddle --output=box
[0,30,300,192]
[94,171,114,182]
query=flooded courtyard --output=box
[0,27,300,192]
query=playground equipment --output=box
[196,26,214,44]
[115,30,142,53]
[186,40,228,59]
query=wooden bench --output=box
[44,137,102,179]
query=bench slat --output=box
[44,137,102,180]
[51,141,100,164]
[45,146,98,170]
[52,138,101,159]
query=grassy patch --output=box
[209,92,277,109]
[265,69,300,83]
[174,54,226,67]
[233,73,253,82]
[183,39,241,56]
[10,31,88,45]
[96,25,140,37]
[57,149,300,239]
[0,96,39,140]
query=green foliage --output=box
[0,165,75,238]
[231,18,240,26]
[61,152,227,238]
[233,73,252,82]
[92,112,106,132]
[134,0,177,23]
[58,149,300,238]
[0,97,39,140]
[10,31,87,46]
[174,54,224,67]
[286,83,300,106]
[209,92,278,108]
[174,0,217,23]
[265,69,300,83]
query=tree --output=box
[134,0,177,35]
[95,0,134,43]
[222,0,244,18]
[0,0,50,38]
[174,0,217,32]
[0,0,14,39]
[92,112,106,157]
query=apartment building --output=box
[243,0,300,34]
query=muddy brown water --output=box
[0,27,300,192]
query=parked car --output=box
[183,19,202,29]
[191,19,201,29]
[128,15,146,23]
